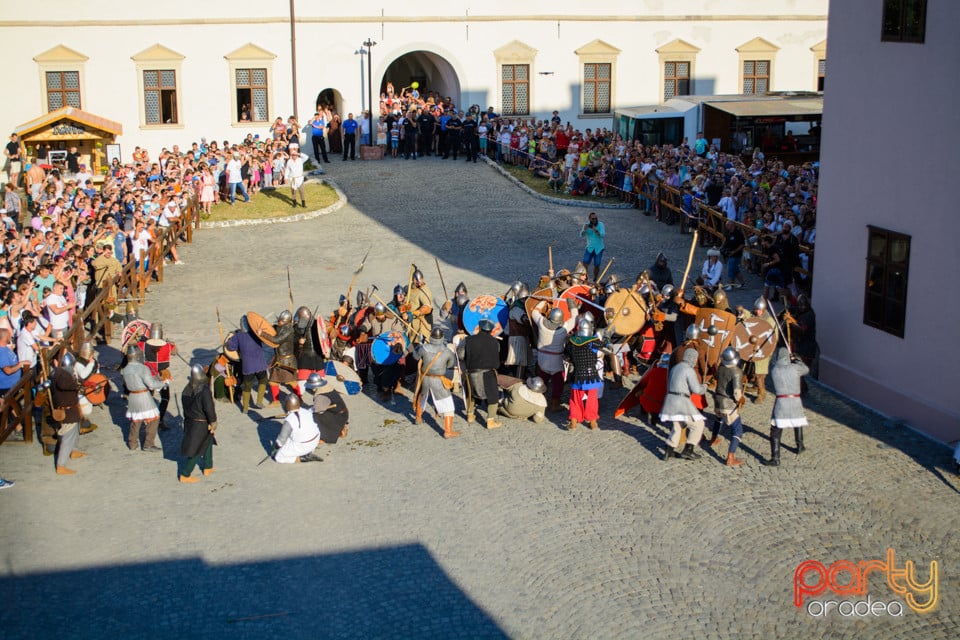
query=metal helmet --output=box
[412,269,425,286]
[796,294,810,312]
[754,297,767,313]
[661,284,675,298]
[516,282,530,299]
[454,282,468,297]
[356,291,367,308]
[478,317,495,333]
[283,394,301,412]
[525,376,546,395]
[304,372,326,391]
[59,351,77,372]
[713,288,728,308]
[604,283,617,295]
[374,302,387,317]
[189,364,208,385]
[393,284,405,298]
[149,322,163,341]
[277,310,292,326]
[547,307,565,326]
[126,344,143,363]
[721,347,740,367]
[429,327,445,343]
[576,316,595,338]
[607,274,619,288]
[337,324,351,340]
[556,268,571,279]
[294,306,312,330]
[638,283,651,296]
[685,324,701,341]
[573,262,588,281]
[582,310,595,324]
[455,293,469,308]
[78,341,95,360]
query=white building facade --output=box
[3,1,826,156]
[815,0,959,442]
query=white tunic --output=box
[274,407,320,464]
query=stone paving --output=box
[1,155,958,639]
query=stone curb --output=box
[199,178,347,228]
[481,156,634,210]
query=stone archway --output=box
[380,51,461,110]
[315,88,344,116]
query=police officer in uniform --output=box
[444,111,462,159]
[417,109,436,157]
[461,112,479,162]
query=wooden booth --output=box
[15,106,122,178]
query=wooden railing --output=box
[0,197,198,448]
[637,173,814,278]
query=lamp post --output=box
[362,38,377,150]
[355,48,367,114]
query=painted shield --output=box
[462,295,508,336]
[372,330,409,365]
[603,289,647,337]
[314,314,332,359]
[558,284,593,322]
[693,308,738,367]
[732,317,778,362]
[246,311,279,348]
[324,360,362,396]
[121,319,151,352]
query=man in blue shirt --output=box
[0,328,25,396]
[309,112,329,163]
[342,113,358,161]
[579,211,606,282]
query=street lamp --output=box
[362,38,377,149]
[354,48,367,114]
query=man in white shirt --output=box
[44,281,73,334]
[16,312,40,369]
[283,144,308,208]
[225,152,250,205]
[718,189,738,221]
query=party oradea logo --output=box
[794,549,938,618]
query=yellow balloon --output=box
[411,82,419,89]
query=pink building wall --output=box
[815,0,960,441]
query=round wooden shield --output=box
[371,330,409,365]
[223,331,239,361]
[732,317,778,362]
[83,373,111,405]
[693,308,738,368]
[121,319,151,351]
[462,295,509,336]
[324,360,362,395]
[603,289,646,337]
[524,288,553,326]
[245,311,279,348]
[558,284,593,322]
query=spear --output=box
[596,257,615,284]
[286,266,294,314]
[548,245,553,275]
[434,256,449,301]
[216,306,234,403]
[679,229,699,292]
[370,292,415,332]
[344,247,371,306]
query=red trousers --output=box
[569,388,599,422]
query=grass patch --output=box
[203,181,339,222]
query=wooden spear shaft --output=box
[679,229,699,292]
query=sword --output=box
[765,298,791,355]
[571,294,606,313]
[257,446,278,466]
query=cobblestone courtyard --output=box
[1,157,957,639]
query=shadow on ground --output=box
[0,543,507,640]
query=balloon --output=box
[411,81,419,89]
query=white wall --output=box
[2,2,826,156]
[815,0,960,440]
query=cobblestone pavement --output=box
[1,156,958,639]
